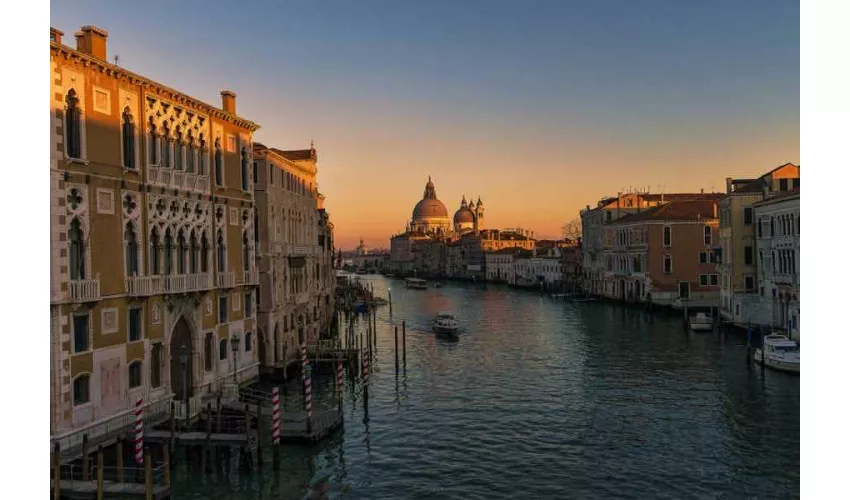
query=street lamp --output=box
[230,334,240,385]
[179,345,189,429]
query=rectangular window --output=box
[745,276,755,291]
[73,314,89,353]
[678,281,690,299]
[128,308,142,342]
[663,255,672,274]
[663,226,671,247]
[758,220,763,238]
[779,178,788,191]
[129,362,142,388]
[703,226,711,246]
[150,343,162,388]
[744,207,753,225]
[744,246,754,265]
[204,332,213,371]
[792,178,799,189]
[269,164,274,185]
[699,274,708,286]
[227,135,238,153]
[710,274,719,286]
[699,252,708,264]
[245,293,253,318]
[220,339,228,360]
[219,296,227,324]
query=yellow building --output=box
[50,26,260,441]
[252,143,336,369]
[717,163,799,323]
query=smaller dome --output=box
[454,207,476,224]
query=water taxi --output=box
[432,312,460,336]
[688,312,713,332]
[753,334,800,374]
[404,277,428,290]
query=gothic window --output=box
[187,132,196,173]
[243,231,250,272]
[128,361,142,388]
[201,232,210,273]
[199,136,207,175]
[177,229,187,274]
[125,222,139,276]
[69,218,86,280]
[241,147,249,190]
[65,90,82,159]
[189,231,198,273]
[164,229,173,275]
[174,128,184,170]
[148,119,158,165]
[122,108,135,169]
[217,230,226,273]
[214,139,223,186]
[150,227,161,274]
[72,374,90,405]
[161,122,171,168]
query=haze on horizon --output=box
[51,0,800,250]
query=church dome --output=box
[454,206,475,224]
[412,177,449,220]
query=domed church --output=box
[407,177,484,237]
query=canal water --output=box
[171,277,800,499]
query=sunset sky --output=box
[51,0,799,250]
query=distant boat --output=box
[688,313,713,332]
[433,282,443,288]
[404,278,428,290]
[432,312,460,337]
[753,334,800,374]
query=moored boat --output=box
[405,278,428,290]
[753,334,800,373]
[432,312,460,336]
[688,312,713,332]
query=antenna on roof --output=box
[113,54,120,66]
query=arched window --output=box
[128,361,142,388]
[199,136,207,176]
[174,128,184,170]
[243,231,250,272]
[200,232,210,273]
[770,216,775,237]
[69,218,85,280]
[65,90,82,159]
[186,132,196,173]
[148,119,158,165]
[122,108,135,169]
[245,332,252,352]
[164,229,173,275]
[125,222,139,276]
[177,229,187,274]
[150,228,161,274]
[241,147,249,190]
[214,139,223,186]
[161,122,171,168]
[72,374,90,405]
[217,231,226,273]
[189,231,198,274]
[219,339,228,360]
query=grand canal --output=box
[171,276,800,499]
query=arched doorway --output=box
[257,328,267,366]
[619,279,626,301]
[170,317,194,401]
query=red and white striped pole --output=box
[134,397,144,465]
[301,342,312,419]
[361,348,369,385]
[272,387,280,445]
[336,359,343,397]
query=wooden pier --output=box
[58,480,170,500]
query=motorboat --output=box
[432,312,460,336]
[753,334,800,374]
[405,278,428,290]
[688,313,713,332]
[433,282,443,288]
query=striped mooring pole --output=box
[361,348,370,385]
[134,397,144,465]
[301,342,313,424]
[272,387,281,445]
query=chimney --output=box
[74,25,108,60]
[50,27,64,44]
[221,90,237,114]
[725,177,733,194]
[700,188,704,194]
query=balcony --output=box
[125,275,163,297]
[290,244,313,257]
[217,271,235,288]
[126,274,212,296]
[147,166,210,194]
[69,277,101,303]
[243,268,259,285]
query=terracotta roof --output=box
[270,148,314,161]
[612,199,719,224]
[753,187,800,207]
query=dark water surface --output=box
[171,277,799,499]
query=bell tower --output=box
[474,197,485,231]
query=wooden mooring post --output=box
[389,289,393,316]
[53,442,60,500]
[96,445,104,500]
[144,447,153,500]
[402,320,407,369]
[256,401,263,469]
[163,445,171,487]
[116,437,124,482]
[394,325,399,374]
[169,402,176,453]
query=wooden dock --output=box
[59,480,170,500]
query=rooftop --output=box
[612,198,720,224]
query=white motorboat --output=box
[405,278,428,290]
[688,313,713,332]
[753,334,800,374]
[432,312,460,336]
